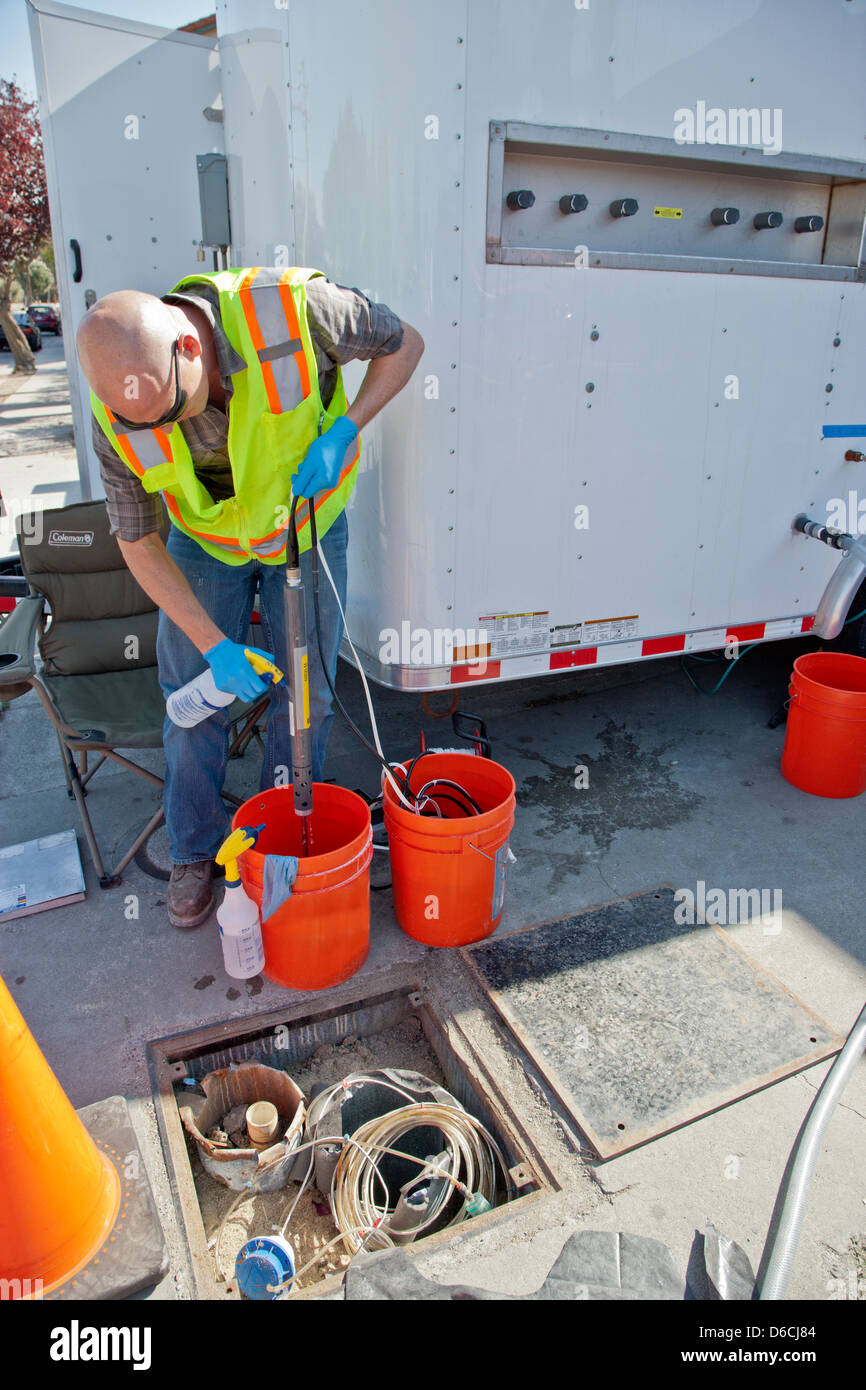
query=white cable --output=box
[317,546,416,812]
[331,1103,512,1255]
[272,1222,395,1297]
[275,1078,427,1244]
[221,1103,510,1288]
[215,1129,391,1280]
[278,1148,315,1238]
[317,546,482,826]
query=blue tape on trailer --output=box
[822,426,866,438]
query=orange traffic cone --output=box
[0,973,120,1296]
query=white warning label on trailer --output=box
[685,627,727,653]
[581,614,640,644]
[477,611,550,657]
[550,622,583,648]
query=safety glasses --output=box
[111,336,188,431]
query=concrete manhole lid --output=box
[462,886,842,1158]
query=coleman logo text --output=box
[48,530,95,546]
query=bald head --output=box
[77,290,183,419]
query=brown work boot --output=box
[168,860,215,930]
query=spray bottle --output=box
[167,650,284,728]
[215,824,266,979]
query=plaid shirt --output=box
[92,275,404,541]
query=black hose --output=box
[415,778,483,816]
[307,498,483,820]
[308,503,412,799]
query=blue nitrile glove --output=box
[292,416,358,499]
[204,640,274,702]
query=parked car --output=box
[27,303,61,334]
[0,313,42,353]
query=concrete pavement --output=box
[0,333,80,558]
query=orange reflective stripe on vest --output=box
[294,436,360,538]
[238,268,311,414]
[162,492,246,553]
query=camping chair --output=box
[0,499,268,887]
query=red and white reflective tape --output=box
[449,615,815,684]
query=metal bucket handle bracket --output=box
[470,840,517,864]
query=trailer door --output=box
[27,0,223,500]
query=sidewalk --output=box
[0,335,81,558]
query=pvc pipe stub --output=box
[246,1100,279,1147]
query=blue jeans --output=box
[156,509,348,864]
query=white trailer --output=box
[29,0,866,690]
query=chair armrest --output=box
[0,596,44,692]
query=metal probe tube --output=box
[758,999,866,1299]
[284,502,313,855]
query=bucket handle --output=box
[469,841,496,862]
[469,840,516,864]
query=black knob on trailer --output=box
[506,190,535,210]
[711,207,740,226]
[609,198,638,218]
[559,193,588,214]
[753,211,783,229]
[794,215,824,233]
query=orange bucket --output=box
[781,652,866,798]
[233,784,372,990]
[383,753,516,947]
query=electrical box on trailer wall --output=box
[196,153,232,249]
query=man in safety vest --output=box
[76,268,423,928]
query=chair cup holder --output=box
[0,653,21,668]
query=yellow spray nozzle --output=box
[244,649,284,684]
[216,824,263,881]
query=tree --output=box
[0,79,52,372]
[38,237,57,299]
[15,254,53,304]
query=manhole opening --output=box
[148,986,546,1299]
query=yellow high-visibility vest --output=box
[91,266,360,563]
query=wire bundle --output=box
[390,751,483,818]
[214,1101,512,1292]
[330,1101,510,1255]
